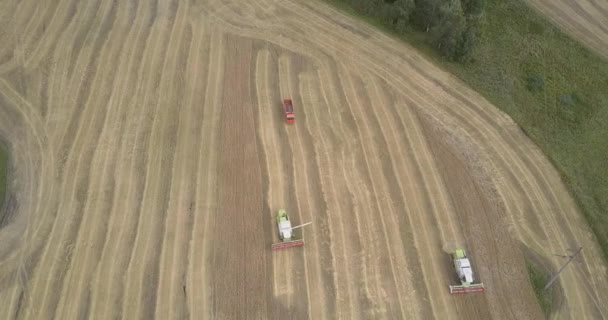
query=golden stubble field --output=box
[0,0,606,319]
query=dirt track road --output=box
[525,0,608,59]
[0,0,607,319]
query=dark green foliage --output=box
[378,0,414,28]
[350,0,415,31]
[434,13,466,60]
[335,0,483,62]
[379,3,400,21]
[411,0,443,31]
[559,93,577,107]
[394,0,416,23]
[528,21,544,35]
[526,74,545,92]
[455,25,478,62]
[526,260,553,315]
[461,0,485,16]
[430,0,479,62]
[394,16,409,32]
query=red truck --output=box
[283,99,295,124]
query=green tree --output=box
[380,0,414,26]
[454,24,478,62]
[461,0,485,16]
[411,0,443,31]
[338,0,483,64]
[394,0,415,19]
[434,13,466,60]
[428,0,465,59]
[380,3,401,23]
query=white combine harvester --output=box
[271,209,312,250]
[449,248,485,294]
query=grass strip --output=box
[526,259,554,316]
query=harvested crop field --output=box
[0,0,607,319]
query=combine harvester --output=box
[271,209,311,250]
[449,248,485,294]
[282,99,295,124]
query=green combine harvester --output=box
[271,209,312,250]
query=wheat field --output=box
[0,0,606,319]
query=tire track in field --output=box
[317,62,376,319]
[52,2,139,318]
[103,3,171,317]
[83,0,152,316]
[51,0,116,156]
[19,1,119,317]
[299,68,357,319]
[24,0,80,71]
[290,70,333,320]
[44,0,115,129]
[44,0,124,313]
[338,66,408,318]
[364,75,435,320]
[333,65,385,319]
[313,56,398,318]
[358,71,434,319]
[391,101,457,320]
[153,20,197,320]
[87,3,164,319]
[0,0,22,67]
[121,2,183,318]
[187,26,223,320]
[149,3,194,319]
[62,0,106,80]
[164,19,208,320]
[0,0,68,74]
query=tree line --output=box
[345,0,485,62]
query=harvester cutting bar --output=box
[271,239,305,250]
[449,284,485,294]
